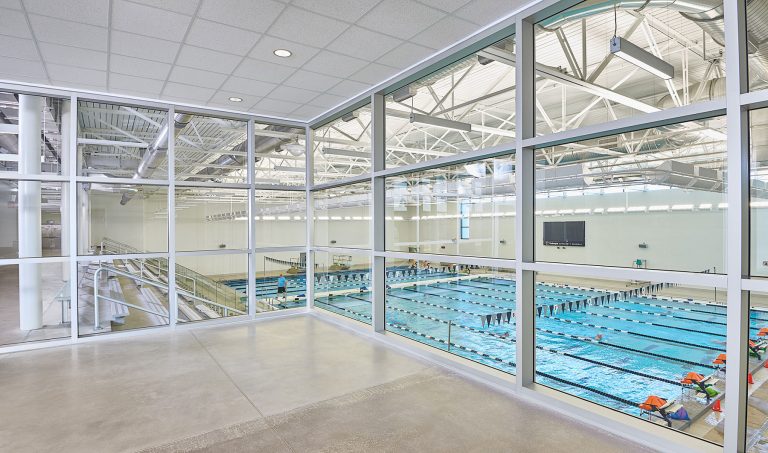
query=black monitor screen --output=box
[543,221,585,247]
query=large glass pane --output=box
[384,258,515,374]
[0,262,71,346]
[78,183,168,256]
[313,181,371,249]
[535,116,727,273]
[174,113,247,184]
[253,122,306,186]
[747,291,768,451]
[535,2,725,132]
[385,35,515,168]
[313,104,371,183]
[1,93,68,176]
[751,108,768,277]
[78,257,170,335]
[175,187,248,252]
[534,272,725,444]
[254,190,306,248]
[0,181,68,259]
[747,1,768,92]
[252,251,307,312]
[313,250,372,325]
[176,254,248,322]
[77,100,168,179]
[386,154,515,258]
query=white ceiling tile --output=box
[29,15,108,51]
[0,35,39,61]
[234,58,294,84]
[109,88,163,100]
[207,90,261,109]
[112,0,192,42]
[283,70,342,92]
[302,50,367,78]
[126,0,200,15]
[288,104,326,120]
[348,62,399,85]
[254,98,302,114]
[357,0,445,40]
[47,63,107,86]
[0,8,30,38]
[221,76,276,97]
[0,0,21,9]
[38,42,108,71]
[248,35,320,68]
[410,15,477,50]
[163,82,215,101]
[269,85,320,104]
[185,18,261,56]
[198,0,284,31]
[268,6,349,48]
[110,54,171,80]
[109,72,165,93]
[176,45,242,74]
[290,0,379,23]
[455,0,528,26]
[0,56,46,79]
[110,30,181,63]
[23,0,109,27]
[415,0,470,12]
[326,79,370,97]
[168,66,227,88]
[307,92,347,109]
[327,26,402,61]
[377,41,434,68]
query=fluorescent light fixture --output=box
[718,202,728,209]
[341,112,358,122]
[228,97,243,102]
[606,207,626,213]
[751,201,768,208]
[593,208,605,213]
[392,86,418,102]
[699,203,713,209]
[648,205,669,211]
[273,166,306,173]
[626,206,645,212]
[610,36,674,80]
[574,208,590,214]
[671,204,694,211]
[410,113,471,132]
[558,209,574,214]
[273,49,292,58]
[322,147,370,158]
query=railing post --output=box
[93,267,101,331]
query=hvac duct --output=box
[120,113,192,205]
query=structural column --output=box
[60,99,70,282]
[18,94,43,330]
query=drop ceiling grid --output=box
[0,0,528,121]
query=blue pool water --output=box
[311,275,766,420]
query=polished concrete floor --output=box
[0,315,652,453]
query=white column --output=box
[77,183,90,255]
[60,99,71,281]
[18,94,43,330]
[305,125,315,310]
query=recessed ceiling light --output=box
[228,97,243,102]
[273,49,292,58]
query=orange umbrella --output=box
[681,372,705,384]
[759,328,768,337]
[639,395,667,411]
[713,353,727,365]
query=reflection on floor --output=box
[0,315,650,453]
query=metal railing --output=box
[92,264,246,329]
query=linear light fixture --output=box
[322,147,370,158]
[610,36,674,80]
[409,113,471,132]
[273,166,306,173]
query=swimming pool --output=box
[314,274,766,422]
